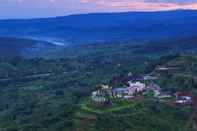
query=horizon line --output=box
[0,9,196,21]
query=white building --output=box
[126,81,146,96]
[91,85,112,103]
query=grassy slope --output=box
[80,99,135,114]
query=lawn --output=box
[80,98,135,114]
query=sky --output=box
[0,0,197,19]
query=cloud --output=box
[79,0,197,11]
[145,0,196,4]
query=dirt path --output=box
[0,71,69,82]
[0,73,51,82]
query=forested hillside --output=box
[0,10,197,44]
[153,55,197,92]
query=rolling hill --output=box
[0,10,197,44]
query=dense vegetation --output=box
[86,100,191,131]
[154,55,197,93]
[0,49,150,130]
[0,37,197,130]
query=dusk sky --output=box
[0,0,197,19]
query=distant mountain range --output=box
[0,10,197,44]
[0,10,197,58]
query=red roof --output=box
[176,91,192,97]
